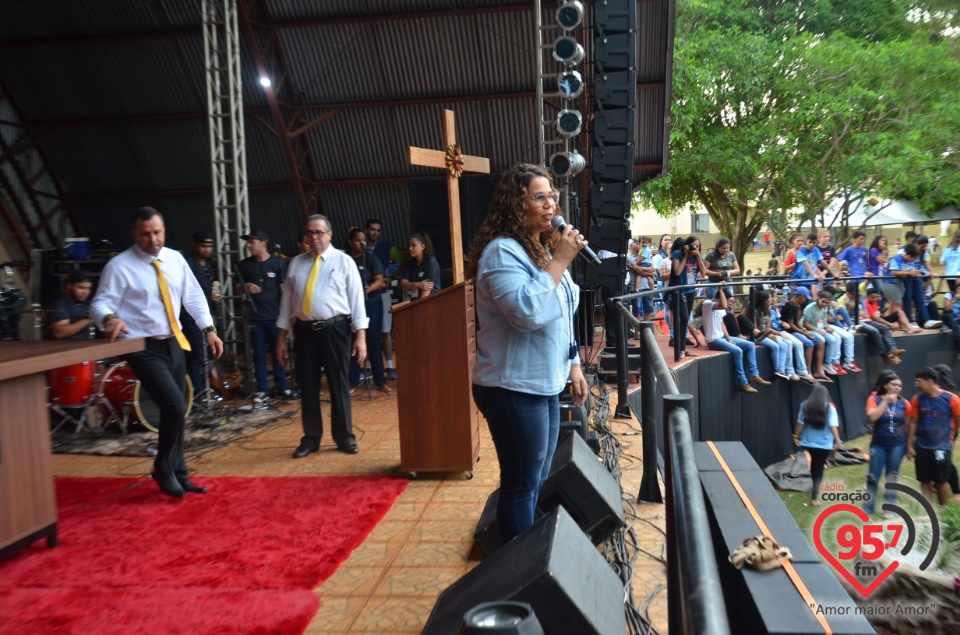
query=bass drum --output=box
[98,362,193,433]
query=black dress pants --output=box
[294,319,355,448]
[125,338,188,476]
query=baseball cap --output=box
[794,287,812,299]
[192,230,214,244]
[241,229,269,242]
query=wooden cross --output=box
[408,109,490,284]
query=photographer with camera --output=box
[346,226,390,394]
[665,236,707,357]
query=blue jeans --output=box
[707,337,759,385]
[249,319,289,394]
[781,332,808,375]
[863,443,906,515]
[819,330,840,364]
[902,278,931,324]
[832,307,853,328]
[472,383,559,544]
[759,337,790,374]
[706,285,735,300]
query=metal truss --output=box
[202,0,250,362]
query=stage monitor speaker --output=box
[426,506,626,635]
[539,433,626,544]
[559,403,588,442]
[473,488,502,555]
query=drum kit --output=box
[47,359,195,437]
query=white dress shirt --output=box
[91,245,214,338]
[277,247,369,332]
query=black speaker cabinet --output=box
[473,488,502,555]
[539,433,625,544]
[426,506,626,635]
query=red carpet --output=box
[0,475,407,634]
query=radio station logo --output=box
[812,483,940,598]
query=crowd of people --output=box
[622,226,960,393]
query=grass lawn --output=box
[777,433,960,574]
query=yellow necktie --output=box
[301,253,322,316]
[151,259,191,351]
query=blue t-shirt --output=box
[798,402,839,450]
[791,246,821,280]
[911,390,960,451]
[669,250,689,287]
[867,395,907,448]
[886,253,917,280]
[939,245,960,276]
[836,245,868,278]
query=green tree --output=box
[640,0,960,262]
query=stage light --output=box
[556,1,585,30]
[462,602,545,635]
[552,36,585,65]
[557,70,583,98]
[549,150,586,178]
[259,76,271,87]
[556,109,583,137]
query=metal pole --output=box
[638,321,663,503]
[672,290,684,362]
[612,299,631,418]
[662,393,693,634]
[670,405,731,635]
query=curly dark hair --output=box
[465,163,560,280]
[409,232,435,260]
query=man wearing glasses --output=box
[277,215,368,457]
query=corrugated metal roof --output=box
[1,0,675,251]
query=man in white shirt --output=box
[701,288,769,394]
[277,214,368,457]
[91,207,223,498]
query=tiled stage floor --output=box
[52,365,669,634]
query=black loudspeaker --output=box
[426,506,626,635]
[473,489,502,555]
[538,433,626,544]
[408,174,499,287]
[559,402,588,442]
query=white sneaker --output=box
[924,320,943,329]
[252,392,267,404]
[774,371,790,380]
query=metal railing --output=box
[616,309,729,634]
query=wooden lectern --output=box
[393,283,480,476]
[0,338,144,559]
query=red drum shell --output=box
[47,361,96,408]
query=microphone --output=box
[551,215,601,266]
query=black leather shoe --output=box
[337,441,359,455]
[151,470,186,498]
[293,443,318,459]
[177,476,208,494]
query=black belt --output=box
[307,314,350,331]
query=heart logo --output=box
[813,503,899,597]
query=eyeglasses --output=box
[526,191,561,207]
[304,229,330,237]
